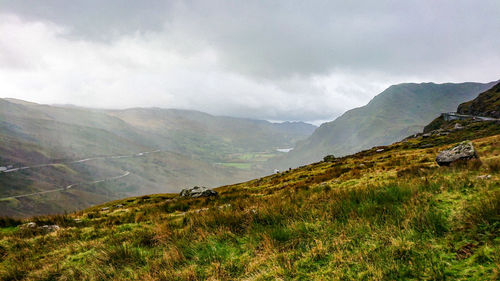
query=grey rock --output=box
[453,123,464,130]
[436,141,478,166]
[24,222,37,228]
[477,174,491,180]
[41,225,60,232]
[179,186,218,198]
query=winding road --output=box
[0,171,130,201]
[0,149,161,200]
[0,150,161,173]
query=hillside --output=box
[272,81,497,169]
[105,108,315,162]
[457,81,500,118]
[0,120,498,280]
[0,99,315,217]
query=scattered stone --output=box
[422,133,432,138]
[24,222,37,228]
[115,204,124,208]
[101,207,109,211]
[477,174,491,180]
[194,208,209,213]
[376,149,384,152]
[179,186,218,198]
[218,204,231,209]
[436,141,478,166]
[74,219,82,223]
[274,169,280,174]
[453,123,464,130]
[41,225,60,232]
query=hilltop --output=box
[272,81,496,169]
[0,114,498,279]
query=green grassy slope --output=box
[0,123,498,280]
[272,81,497,169]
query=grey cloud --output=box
[0,1,499,123]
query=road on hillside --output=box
[0,171,130,201]
[0,150,161,174]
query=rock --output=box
[41,225,60,232]
[477,174,491,180]
[453,123,464,130]
[179,186,218,198]
[101,207,109,211]
[422,133,432,138]
[24,222,37,228]
[115,204,124,208]
[436,141,478,166]
[376,149,384,152]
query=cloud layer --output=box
[1,1,499,123]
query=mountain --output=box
[1,118,498,279]
[105,108,315,162]
[457,81,500,118]
[273,81,497,168]
[424,81,500,133]
[0,99,315,217]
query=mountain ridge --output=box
[271,80,497,169]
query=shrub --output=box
[323,155,336,162]
[486,158,500,173]
[0,216,21,228]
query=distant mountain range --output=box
[272,81,497,168]
[0,99,315,217]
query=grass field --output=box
[0,131,498,280]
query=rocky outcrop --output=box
[436,141,478,166]
[179,186,218,198]
[21,222,60,232]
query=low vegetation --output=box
[0,130,498,280]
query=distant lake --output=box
[276,148,293,153]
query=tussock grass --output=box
[0,134,499,280]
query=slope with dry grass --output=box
[0,129,499,280]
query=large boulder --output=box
[436,141,478,166]
[179,186,218,198]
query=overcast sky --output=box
[1,1,499,124]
